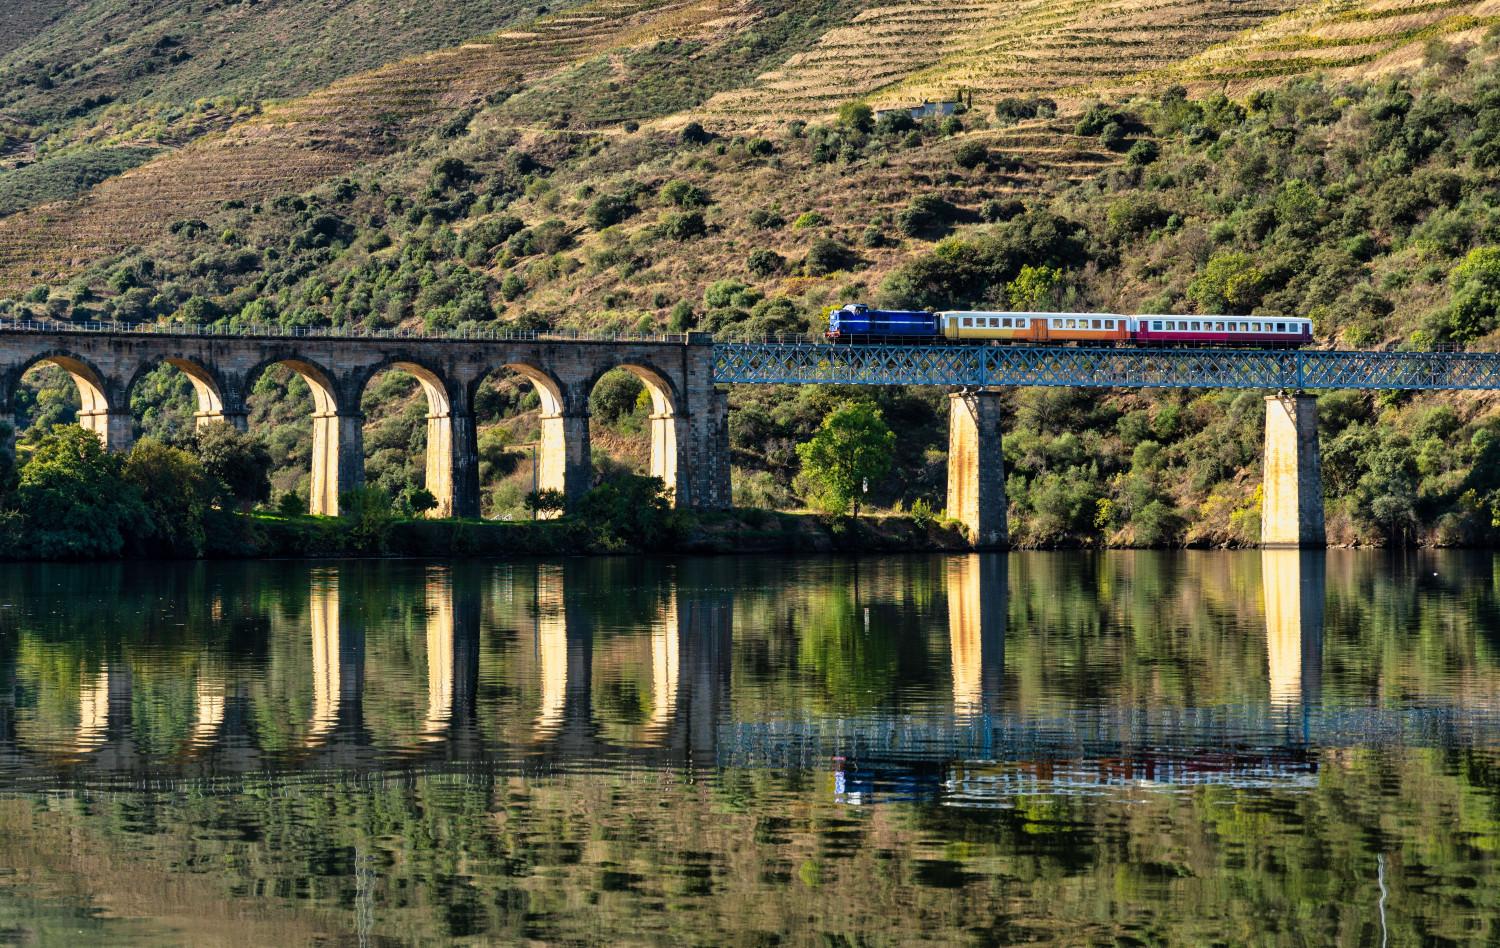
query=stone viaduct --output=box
[0,328,731,517]
[0,326,1334,548]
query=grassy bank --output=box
[240,509,975,558]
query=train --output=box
[826,303,1314,348]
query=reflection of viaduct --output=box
[0,330,730,516]
[0,553,1336,779]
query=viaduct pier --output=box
[6,321,1500,548]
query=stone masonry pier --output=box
[0,328,731,516]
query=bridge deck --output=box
[713,342,1500,389]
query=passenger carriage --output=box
[824,303,1314,349]
[1133,315,1314,348]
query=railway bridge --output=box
[7,321,1500,547]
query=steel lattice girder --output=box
[713,344,1500,390]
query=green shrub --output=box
[792,210,826,230]
[954,140,988,168]
[659,211,706,240]
[896,194,955,238]
[338,486,393,551]
[837,102,874,132]
[805,238,845,276]
[748,248,784,277]
[1125,139,1159,166]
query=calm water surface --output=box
[0,552,1497,945]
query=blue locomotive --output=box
[826,303,939,341]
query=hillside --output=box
[0,0,59,60]
[0,0,579,130]
[6,0,1500,548]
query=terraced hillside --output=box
[706,0,1300,120]
[0,0,778,290]
[0,0,579,128]
[707,0,1500,121]
[1148,0,1500,94]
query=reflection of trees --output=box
[0,746,1496,944]
[3,554,1500,942]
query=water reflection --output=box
[1,553,1499,943]
[1263,548,1324,712]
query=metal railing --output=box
[0,317,695,344]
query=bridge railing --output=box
[0,318,695,344]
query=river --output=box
[0,552,1496,944]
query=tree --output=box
[122,438,214,555]
[585,195,628,230]
[837,101,874,132]
[405,485,439,516]
[1189,252,1266,314]
[747,248,784,278]
[577,474,676,548]
[12,425,150,558]
[805,238,845,277]
[680,121,711,145]
[339,486,393,551]
[795,401,896,518]
[1007,265,1063,311]
[524,488,567,519]
[954,140,988,169]
[590,369,645,425]
[187,422,272,511]
[1444,245,1500,342]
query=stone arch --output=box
[123,356,238,436]
[584,360,686,505]
[354,357,475,519]
[243,356,354,516]
[471,361,585,512]
[8,351,128,451]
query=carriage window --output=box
[1105,319,1114,329]
[962,317,973,327]
[1275,322,1286,332]
[1002,317,1013,328]
[1017,319,1027,328]
[1152,321,1163,331]
[989,317,1000,328]
[1052,319,1062,328]
[1252,322,1261,331]
[1212,322,1224,331]
[1091,319,1101,329]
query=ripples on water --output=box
[0,551,1498,944]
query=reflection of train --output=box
[830,748,1318,806]
[826,304,1315,348]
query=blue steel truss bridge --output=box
[712,341,1500,390]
